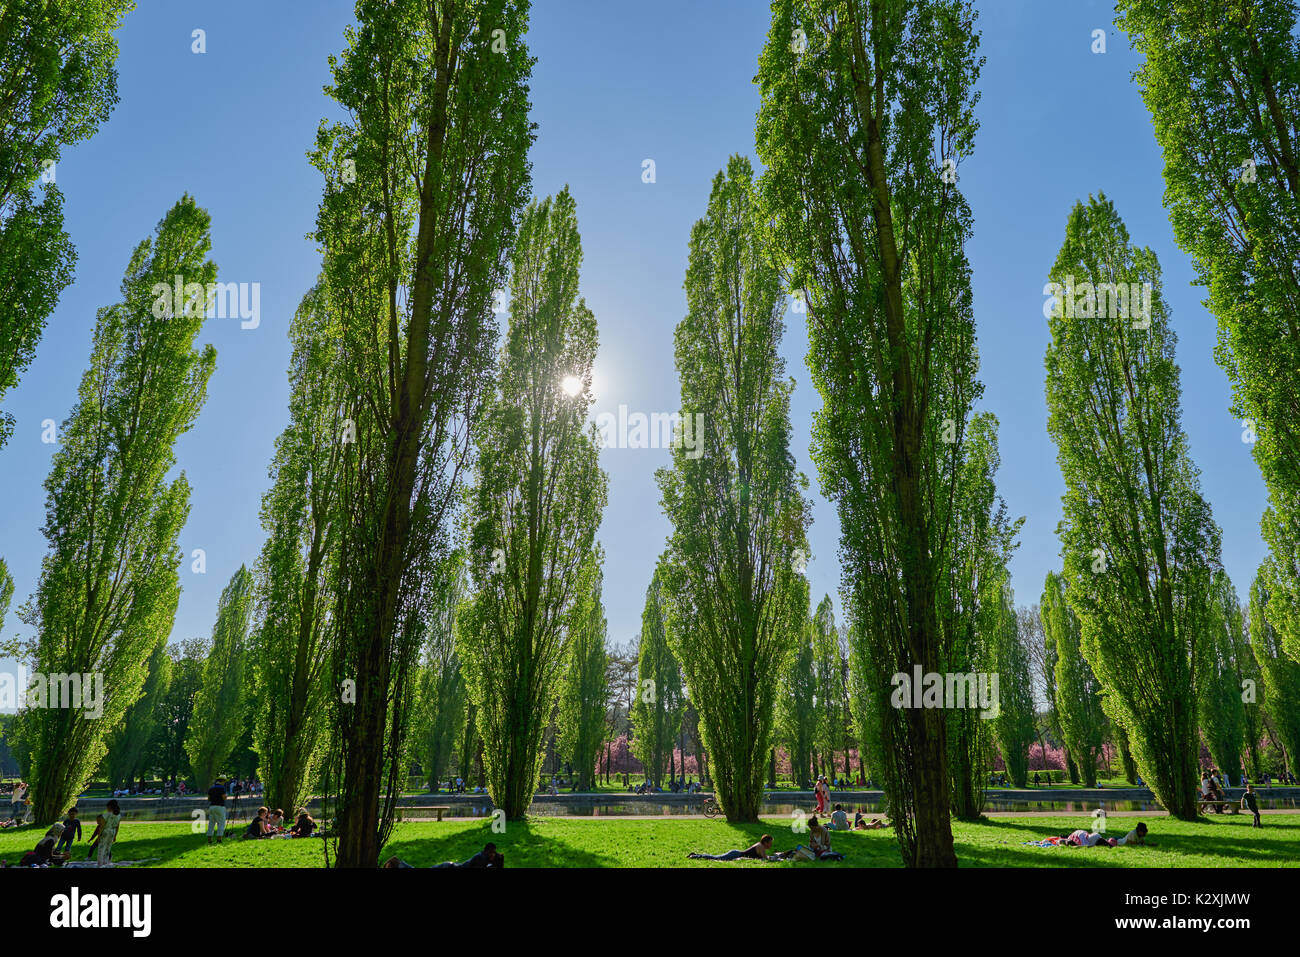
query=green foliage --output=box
[104,640,172,790]
[630,565,683,787]
[776,599,816,790]
[249,282,344,815]
[409,553,466,793]
[0,0,133,449]
[944,414,1019,814]
[558,549,610,792]
[22,196,216,824]
[311,0,535,866]
[461,187,607,820]
[1197,571,1247,782]
[657,155,809,823]
[185,566,255,791]
[1043,194,1220,820]
[1250,571,1300,777]
[144,640,205,786]
[989,578,1035,790]
[757,0,983,868]
[1042,571,1105,787]
[1117,3,1300,639]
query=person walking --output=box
[1241,784,1262,828]
[207,777,228,844]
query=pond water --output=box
[105,795,1300,821]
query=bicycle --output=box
[701,796,722,818]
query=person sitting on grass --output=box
[829,804,850,830]
[245,807,270,839]
[381,843,504,868]
[19,825,68,867]
[687,835,774,861]
[289,808,315,837]
[54,807,81,854]
[807,816,845,860]
[266,808,285,834]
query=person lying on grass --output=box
[687,834,775,861]
[1035,823,1150,847]
[381,843,504,868]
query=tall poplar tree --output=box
[23,196,216,824]
[776,599,816,790]
[104,640,171,790]
[657,155,810,823]
[0,0,133,450]
[1043,195,1220,819]
[250,282,344,815]
[460,187,607,820]
[311,0,535,866]
[411,553,466,792]
[558,549,609,792]
[1117,3,1300,631]
[1198,571,1247,783]
[630,565,684,788]
[1041,571,1105,787]
[757,0,983,866]
[1250,569,1300,777]
[185,566,255,791]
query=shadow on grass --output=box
[380,819,619,869]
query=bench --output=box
[395,806,451,822]
[1197,800,1238,814]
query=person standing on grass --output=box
[207,777,228,844]
[54,807,81,854]
[96,800,121,868]
[1241,785,1262,828]
[9,781,27,822]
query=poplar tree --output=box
[558,549,609,791]
[250,282,344,815]
[1117,3,1300,624]
[460,187,607,820]
[944,413,1017,815]
[0,0,133,450]
[1041,572,1105,787]
[22,196,216,824]
[185,566,255,791]
[776,601,816,790]
[811,595,843,778]
[104,640,171,790]
[630,566,684,788]
[1043,195,1220,819]
[1198,571,1247,783]
[757,0,983,866]
[657,155,810,823]
[1250,570,1300,777]
[411,554,466,792]
[311,0,534,866]
[989,577,1035,788]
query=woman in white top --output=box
[96,800,122,867]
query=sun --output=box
[560,375,583,398]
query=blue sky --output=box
[0,0,1268,662]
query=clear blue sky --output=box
[0,0,1268,662]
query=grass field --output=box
[2,814,1297,868]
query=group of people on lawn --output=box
[6,800,122,868]
[204,777,315,844]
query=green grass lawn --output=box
[2,814,1296,867]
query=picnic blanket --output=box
[59,858,161,868]
[1022,837,1067,847]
